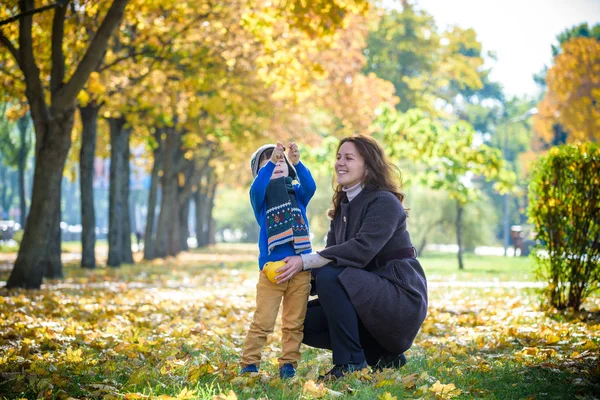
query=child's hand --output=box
[287,142,300,165]
[270,142,285,164]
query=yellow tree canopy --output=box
[535,37,600,144]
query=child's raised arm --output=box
[289,142,316,203]
[287,142,300,165]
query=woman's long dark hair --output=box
[327,135,405,219]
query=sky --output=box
[411,0,600,99]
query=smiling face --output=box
[335,141,366,188]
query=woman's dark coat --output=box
[318,189,428,354]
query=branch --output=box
[18,0,50,142]
[55,0,130,108]
[50,2,67,94]
[0,31,21,68]
[0,1,63,28]
[98,49,156,72]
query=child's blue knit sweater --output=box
[250,160,316,269]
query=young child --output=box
[240,141,316,379]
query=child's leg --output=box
[279,270,311,367]
[241,271,285,367]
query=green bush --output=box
[528,143,600,310]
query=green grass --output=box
[0,244,598,399]
[420,252,537,282]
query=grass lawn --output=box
[0,244,598,399]
[416,251,537,282]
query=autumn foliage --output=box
[528,143,600,310]
[0,247,598,399]
[534,37,600,145]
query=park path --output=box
[0,248,544,288]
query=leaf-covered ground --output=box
[0,245,599,399]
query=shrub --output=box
[528,143,600,310]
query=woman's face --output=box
[335,141,366,188]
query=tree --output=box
[1,0,130,289]
[363,2,488,115]
[529,144,600,310]
[534,37,600,145]
[533,23,600,148]
[0,104,32,225]
[376,107,515,269]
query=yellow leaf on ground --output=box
[302,380,328,398]
[429,380,462,398]
[176,387,197,399]
[401,372,419,389]
[213,390,237,400]
[124,394,149,399]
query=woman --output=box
[275,135,428,380]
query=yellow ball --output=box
[263,261,286,283]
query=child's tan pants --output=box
[241,269,311,368]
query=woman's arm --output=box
[272,252,331,283]
[301,253,331,270]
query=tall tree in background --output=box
[362,2,439,113]
[534,36,600,144]
[534,23,600,147]
[0,0,130,289]
[0,105,32,226]
[376,107,515,268]
[363,1,489,116]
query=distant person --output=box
[135,231,142,249]
[275,135,428,380]
[240,141,316,379]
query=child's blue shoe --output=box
[240,364,259,374]
[279,363,296,379]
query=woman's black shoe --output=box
[318,361,368,381]
[372,353,407,371]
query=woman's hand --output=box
[275,255,303,283]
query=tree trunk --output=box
[195,180,208,248]
[107,117,125,267]
[4,0,130,289]
[416,219,444,256]
[206,178,217,245]
[17,116,30,228]
[120,127,134,264]
[154,129,181,258]
[143,131,163,260]
[45,195,63,279]
[176,159,198,252]
[6,115,72,288]
[456,201,464,270]
[0,168,17,217]
[0,164,8,217]
[179,197,190,252]
[198,170,217,247]
[79,104,99,268]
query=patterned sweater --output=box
[250,160,316,269]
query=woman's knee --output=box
[315,265,344,291]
